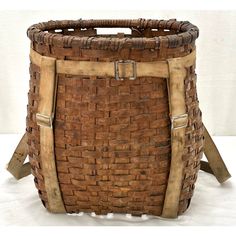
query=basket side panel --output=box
[178,68,204,214]
[27,63,49,208]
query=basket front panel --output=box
[54,74,171,216]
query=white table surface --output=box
[1,134,236,226]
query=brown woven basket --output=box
[7,18,231,219]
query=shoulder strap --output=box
[200,125,231,183]
[6,133,31,179]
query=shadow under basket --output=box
[7,19,231,219]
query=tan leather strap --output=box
[34,53,66,213]
[30,48,169,79]
[30,48,197,80]
[161,52,192,218]
[6,133,31,180]
[201,125,231,183]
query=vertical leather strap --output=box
[36,55,66,213]
[161,55,191,218]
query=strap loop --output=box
[36,113,53,128]
[171,113,188,130]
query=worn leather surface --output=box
[36,55,66,212]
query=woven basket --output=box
[7,19,231,219]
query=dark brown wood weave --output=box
[26,19,204,216]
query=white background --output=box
[0,10,236,135]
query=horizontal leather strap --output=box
[30,48,196,79]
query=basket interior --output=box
[45,27,178,38]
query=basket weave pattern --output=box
[26,19,204,216]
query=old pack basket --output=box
[7,19,231,218]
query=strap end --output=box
[6,133,31,180]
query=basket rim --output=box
[27,18,199,50]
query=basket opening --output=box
[43,26,180,38]
[27,19,199,49]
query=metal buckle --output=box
[36,113,53,128]
[114,60,136,80]
[171,113,188,130]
